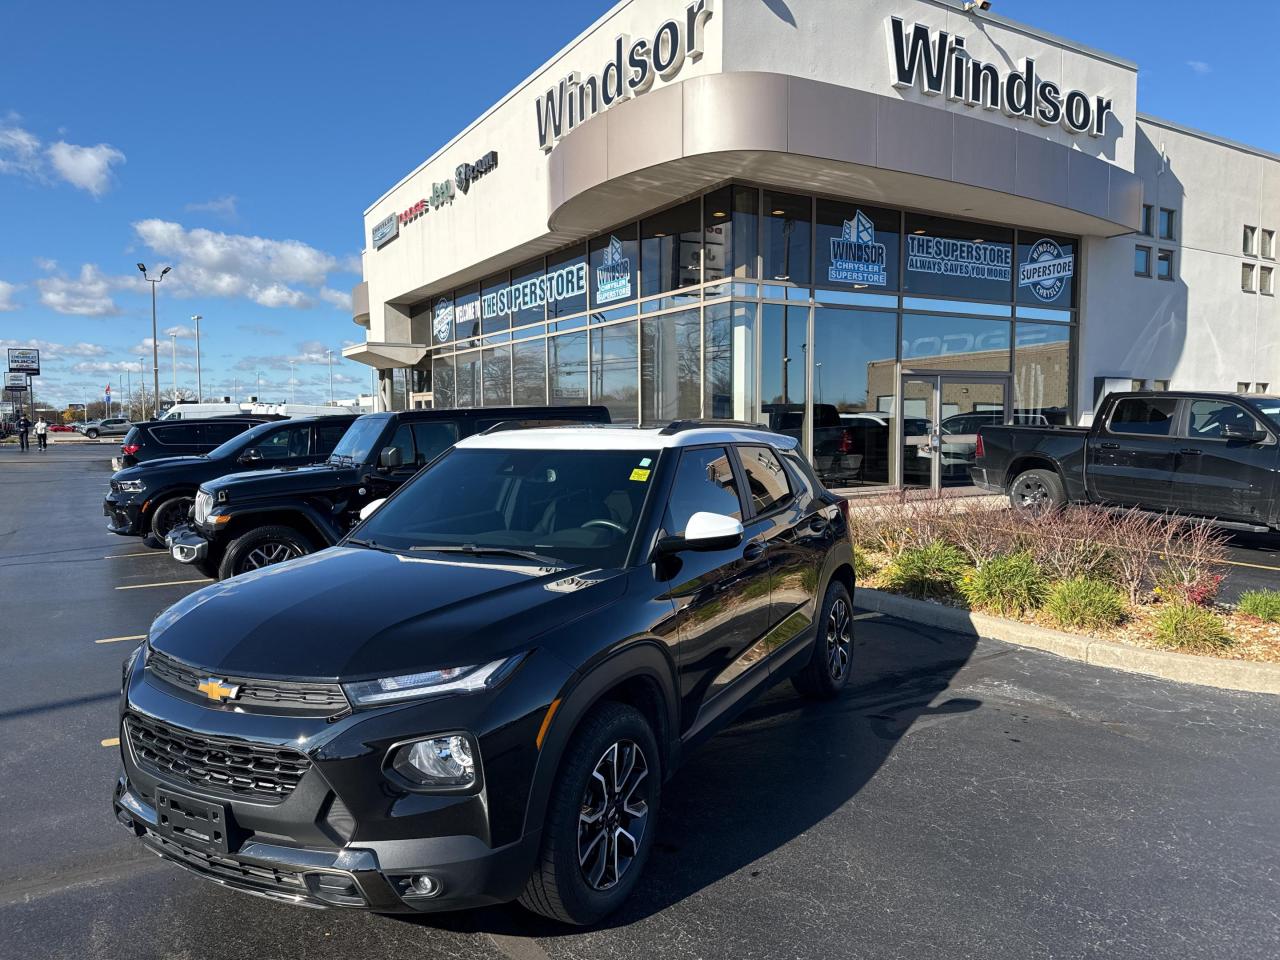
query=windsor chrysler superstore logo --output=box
[1019,238,1074,302]
[907,235,1012,281]
[829,211,887,286]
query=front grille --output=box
[194,490,213,525]
[142,829,309,899]
[147,650,349,715]
[126,713,311,804]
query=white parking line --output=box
[851,612,883,621]
[95,634,147,645]
[115,578,211,591]
[103,552,160,560]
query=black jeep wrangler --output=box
[167,405,609,580]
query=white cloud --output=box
[318,286,351,311]
[132,219,342,309]
[35,264,127,315]
[0,280,19,311]
[0,338,109,359]
[1186,60,1212,75]
[184,195,238,220]
[131,337,196,358]
[47,140,126,196]
[72,359,147,374]
[0,123,42,178]
[33,257,57,272]
[163,324,198,338]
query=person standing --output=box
[34,416,49,452]
[16,414,31,452]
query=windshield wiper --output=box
[346,537,391,552]
[406,543,560,564]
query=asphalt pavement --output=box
[2,444,1279,960]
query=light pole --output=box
[289,362,296,405]
[170,332,179,404]
[326,349,334,404]
[137,263,171,418]
[191,315,203,402]
[125,366,132,420]
[255,370,261,401]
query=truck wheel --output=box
[1009,468,1066,515]
[217,525,312,580]
[792,580,854,700]
[147,494,193,545]
[518,702,660,926]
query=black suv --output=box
[112,423,855,924]
[104,416,358,546]
[167,405,610,580]
[115,416,278,469]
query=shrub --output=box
[960,552,1047,616]
[880,540,970,601]
[1154,518,1229,606]
[853,547,877,581]
[1237,589,1280,623]
[1151,602,1233,652]
[1044,577,1127,630]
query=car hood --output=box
[114,456,207,478]
[202,462,355,497]
[148,545,625,681]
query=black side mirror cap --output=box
[378,446,403,469]
[239,448,262,464]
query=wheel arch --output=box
[220,507,332,548]
[141,485,198,533]
[1005,454,1063,487]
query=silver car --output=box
[79,417,132,439]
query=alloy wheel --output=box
[1015,477,1049,511]
[153,498,192,540]
[241,541,301,571]
[826,597,852,682]
[577,740,649,891]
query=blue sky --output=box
[2,0,1277,409]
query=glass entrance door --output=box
[900,375,1009,491]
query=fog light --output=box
[405,874,441,899]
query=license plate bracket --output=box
[154,787,235,854]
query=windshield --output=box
[353,447,660,567]
[206,421,273,459]
[328,416,388,464]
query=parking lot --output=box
[2,443,1279,960]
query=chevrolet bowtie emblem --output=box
[197,677,241,703]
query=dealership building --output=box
[344,0,1280,493]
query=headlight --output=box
[342,655,522,707]
[117,480,145,493]
[193,491,213,525]
[390,734,477,788]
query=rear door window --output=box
[257,423,312,460]
[738,445,792,515]
[151,423,203,446]
[1107,397,1179,436]
[664,446,744,536]
[411,421,460,466]
[200,421,248,445]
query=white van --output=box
[157,403,247,421]
[247,403,351,418]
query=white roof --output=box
[456,425,796,451]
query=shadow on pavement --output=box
[402,615,979,937]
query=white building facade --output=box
[345,0,1279,492]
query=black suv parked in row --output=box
[105,416,358,546]
[166,405,610,580]
[112,423,855,923]
[115,416,278,469]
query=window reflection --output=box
[761,304,809,452]
[512,339,547,405]
[591,322,639,422]
[455,351,480,408]
[1014,322,1070,424]
[641,308,700,425]
[641,200,701,298]
[704,186,758,281]
[549,332,587,405]
[704,300,756,421]
[481,346,511,405]
[901,313,1011,371]
[431,354,455,409]
[763,192,811,285]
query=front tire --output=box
[147,494,193,546]
[217,525,312,580]
[519,702,660,926]
[85,429,99,439]
[1008,468,1066,516]
[792,580,854,700]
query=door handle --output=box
[1098,441,1120,449]
[742,540,767,561]
[1180,448,1202,456]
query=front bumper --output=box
[104,493,144,536]
[167,523,209,564]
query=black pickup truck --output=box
[167,405,610,579]
[973,391,1280,530]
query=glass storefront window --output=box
[815,199,899,292]
[512,339,547,405]
[1014,322,1071,424]
[549,331,588,405]
[509,258,545,330]
[761,304,809,445]
[590,225,637,308]
[591,321,639,422]
[641,199,701,298]
[903,213,1014,302]
[763,192,811,286]
[546,243,588,319]
[641,308,701,425]
[431,353,455,409]
[1016,232,1078,309]
[455,285,482,344]
[704,186,758,281]
[455,351,481,407]
[902,313,1011,371]
[811,308,898,487]
[482,346,512,405]
[704,300,756,421]
[481,271,510,335]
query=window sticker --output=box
[629,468,651,482]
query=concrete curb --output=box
[856,587,1280,695]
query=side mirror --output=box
[1222,423,1266,443]
[239,448,263,464]
[654,511,745,556]
[359,498,386,521]
[378,445,403,469]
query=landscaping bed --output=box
[850,497,1280,664]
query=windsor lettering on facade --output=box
[887,17,1114,138]
[536,0,714,153]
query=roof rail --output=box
[478,418,615,436]
[658,419,769,436]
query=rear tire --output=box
[217,525,312,580]
[1008,468,1066,515]
[518,702,660,926]
[792,580,854,700]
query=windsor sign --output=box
[887,17,1114,138]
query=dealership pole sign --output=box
[7,347,40,376]
[536,0,714,152]
[5,372,29,391]
[888,17,1114,138]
